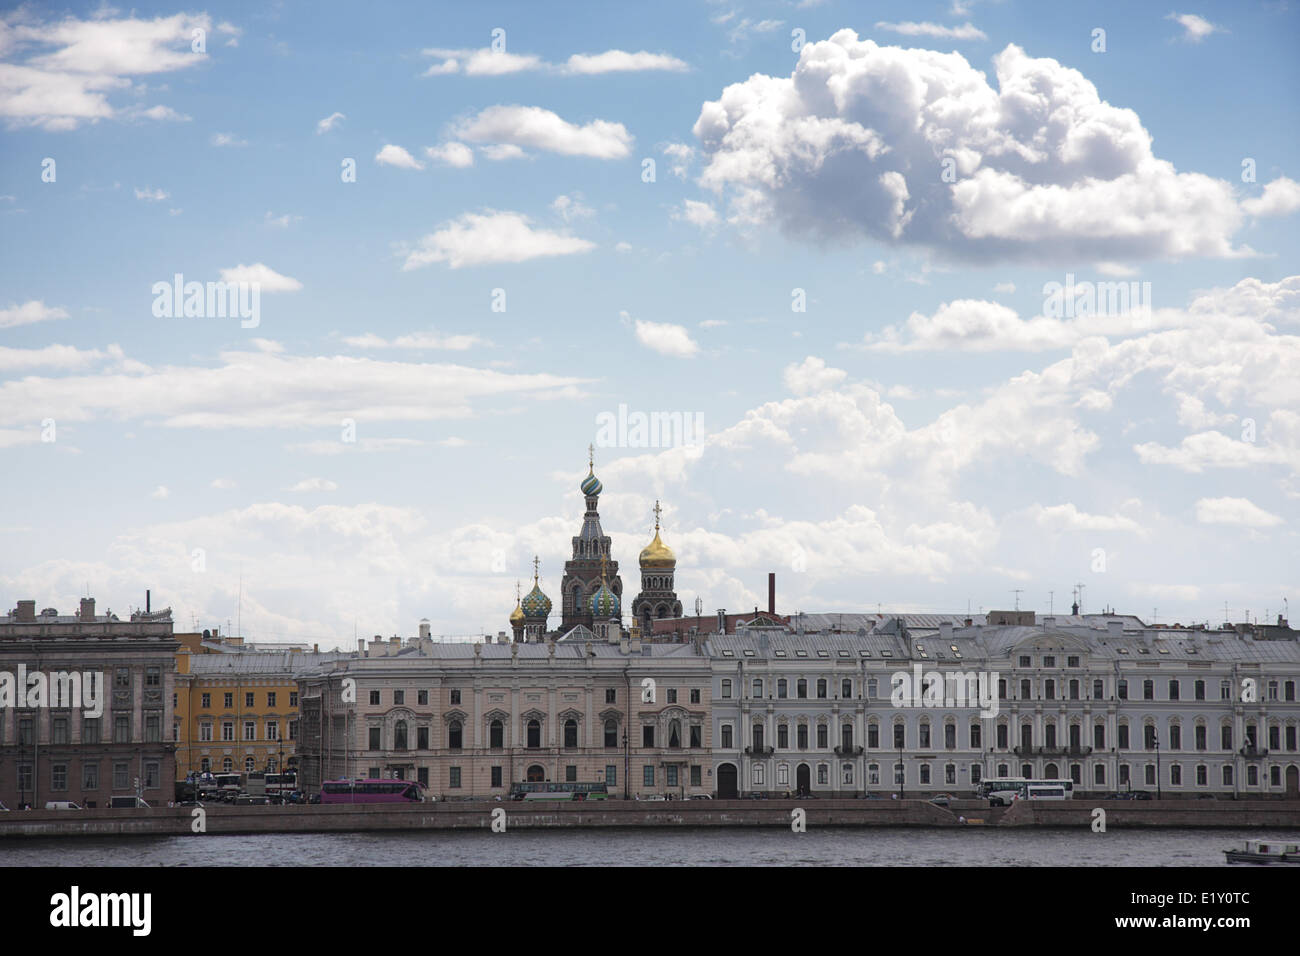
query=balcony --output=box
[834,746,864,756]
[1238,747,1269,759]
[744,746,774,757]
[1013,745,1092,756]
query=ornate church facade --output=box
[507,449,682,643]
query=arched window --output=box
[816,679,827,699]
[394,720,408,750]
[752,724,764,750]
[490,720,503,748]
[721,725,733,748]
[564,719,578,748]
[222,757,233,772]
[604,719,618,748]
[796,679,808,699]
[448,720,462,750]
[841,679,852,698]
[244,756,255,772]
[668,720,681,749]
[527,719,541,749]
[200,757,210,773]
[1044,762,1059,779]
[841,724,853,751]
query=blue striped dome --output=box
[589,582,619,619]
[580,471,603,496]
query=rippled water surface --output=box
[4,827,1295,866]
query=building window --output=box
[604,720,618,748]
[606,688,617,703]
[644,765,655,788]
[1118,724,1130,749]
[115,715,131,743]
[116,668,131,688]
[690,725,702,748]
[690,688,701,704]
[417,690,428,706]
[796,679,807,699]
[797,725,808,749]
[944,724,956,750]
[920,764,931,785]
[369,691,380,706]
[527,720,541,749]
[1092,679,1104,699]
[201,693,211,708]
[243,721,256,741]
[643,726,656,748]
[491,721,504,748]
[51,764,67,791]
[919,723,931,748]
[114,762,129,789]
[451,690,461,705]
[721,680,731,699]
[667,689,677,704]
[82,762,99,790]
[753,724,765,750]
[1117,680,1128,700]
[566,765,578,783]
[778,724,789,749]
[945,764,956,785]
[606,765,617,787]
[289,720,298,741]
[1168,680,1180,701]
[245,692,255,708]
[417,726,429,750]
[52,717,69,745]
[868,723,879,748]
[691,765,702,787]
[394,721,408,750]
[200,722,213,742]
[721,725,733,748]
[450,767,462,789]
[817,724,828,749]
[200,758,211,773]
[777,679,788,699]
[894,723,905,749]
[564,720,578,748]
[666,766,678,788]
[490,767,501,788]
[418,767,430,787]
[1043,656,1055,668]
[145,714,161,743]
[369,727,381,749]
[970,723,981,748]
[266,692,276,707]
[266,720,279,741]
[752,765,763,787]
[222,758,233,773]
[448,720,463,750]
[817,679,827,699]
[752,679,762,698]
[393,690,404,705]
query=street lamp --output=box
[897,743,904,800]
[1154,735,1161,800]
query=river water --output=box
[4,827,1294,866]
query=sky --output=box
[0,0,1297,647]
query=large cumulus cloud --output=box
[692,30,1292,263]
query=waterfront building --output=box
[0,598,178,809]
[295,629,713,799]
[707,613,1300,800]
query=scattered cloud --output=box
[375,144,424,170]
[1194,497,1282,527]
[0,300,69,329]
[218,263,303,292]
[316,111,345,134]
[401,211,595,269]
[451,105,632,159]
[873,21,988,40]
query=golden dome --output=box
[639,529,676,568]
[509,581,526,627]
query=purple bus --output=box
[319,779,427,804]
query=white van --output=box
[1025,785,1068,801]
[44,801,83,810]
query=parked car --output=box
[689,794,713,800]
[234,794,269,806]
[1132,790,1154,800]
[929,793,955,807]
[44,801,83,810]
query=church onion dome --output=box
[590,581,620,619]
[639,529,676,569]
[509,599,526,627]
[521,582,552,620]
[580,469,603,497]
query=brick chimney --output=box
[79,597,96,621]
[768,573,775,615]
[16,600,36,622]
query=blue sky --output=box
[1,0,1297,645]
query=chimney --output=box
[16,600,36,622]
[939,621,952,640]
[768,573,775,615]
[419,619,431,640]
[146,589,151,613]
[356,638,365,655]
[716,608,727,634]
[497,630,507,644]
[79,597,96,621]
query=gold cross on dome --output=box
[533,554,540,582]
[588,443,594,472]
[653,499,662,531]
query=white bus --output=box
[1025,785,1069,800]
[977,777,1074,806]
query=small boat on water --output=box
[1223,839,1300,864]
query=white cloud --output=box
[375,144,424,170]
[0,300,69,328]
[288,438,426,456]
[288,478,339,493]
[422,48,545,76]
[1195,497,1282,528]
[564,50,688,74]
[401,211,595,270]
[425,142,474,168]
[551,193,595,222]
[0,344,115,371]
[218,263,303,292]
[343,332,489,350]
[210,478,236,489]
[874,21,987,40]
[662,142,694,179]
[676,199,719,228]
[479,143,527,162]
[1241,177,1300,217]
[316,111,345,134]
[1027,503,1144,534]
[1166,13,1225,43]
[993,282,1015,294]
[0,11,210,130]
[632,319,700,358]
[134,186,168,202]
[210,132,247,147]
[452,105,632,159]
[784,357,848,395]
[151,485,169,500]
[264,211,300,229]
[693,32,1262,263]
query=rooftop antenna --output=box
[237,564,243,639]
[1049,590,1054,615]
[1073,582,1085,615]
[1011,589,1023,611]
[1224,601,1230,625]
